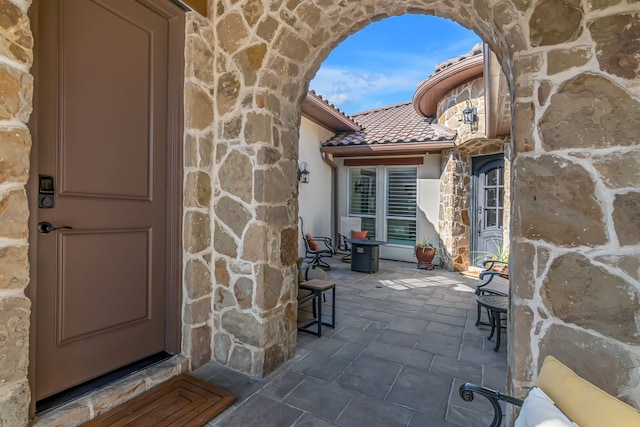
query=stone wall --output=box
[0,0,33,425]
[205,0,640,411]
[182,12,216,370]
[506,2,640,407]
[2,0,640,424]
[438,150,472,271]
[437,77,485,142]
[210,0,301,377]
[435,72,508,272]
[438,140,509,272]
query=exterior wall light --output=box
[297,162,310,184]
[462,100,478,129]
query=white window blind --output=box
[349,168,376,238]
[386,167,417,246]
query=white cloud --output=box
[309,30,483,114]
[329,92,353,105]
[311,65,428,113]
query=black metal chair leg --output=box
[487,310,496,340]
[493,313,501,352]
[310,256,331,271]
[331,287,335,327]
[317,258,331,270]
[316,290,322,336]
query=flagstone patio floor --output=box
[196,257,507,427]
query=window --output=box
[483,166,504,229]
[349,168,376,238]
[386,167,417,246]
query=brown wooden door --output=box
[33,0,174,400]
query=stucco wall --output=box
[417,155,442,265]
[297,117,335,258]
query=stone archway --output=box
[206,0,640,406]
[206,0,521,378]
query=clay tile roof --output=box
[321,101,456,147]
[433,42,483,74]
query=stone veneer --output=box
[438,140,510,272]
[31,357,188,426]
[437,77,486,141]
[1,0,640,425]
[435,75,512,272]
[182,12,216,372]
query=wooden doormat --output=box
[83,374,236,426]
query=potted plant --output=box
[414,240,437,270]
[472,240,509,275]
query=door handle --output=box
[37,222,73,234]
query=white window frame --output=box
[384,166,418,248]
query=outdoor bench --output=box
[459,355,640,427]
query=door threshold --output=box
[36,352,172,414]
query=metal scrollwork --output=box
[458,383,524,427]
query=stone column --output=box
[208,2,301,376]
[439,149,471,271]
[182,12,216,371]
[0,0,33,425]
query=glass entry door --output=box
[348,166,417,262]
[349,167,377,238]
[472,155,505,263]
[385,167,417,246]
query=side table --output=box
[476,294,508,352]
[297,279,336,337]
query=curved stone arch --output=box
[208,0,640,408]
[210,0,526,377]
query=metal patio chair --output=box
[299,217,334,270]
[475,259,509,327]
[337,216,362,262]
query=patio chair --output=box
[475,259,509,327]
[338,216,363,262]
[459,355,640,427]
[299,216,334,270]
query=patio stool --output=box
[297,279,336,337]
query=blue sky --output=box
[309,15,482,115]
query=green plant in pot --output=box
[414,240,437,270]
[471,239,509,274]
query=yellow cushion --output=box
[535,355,640,427]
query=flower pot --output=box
[493,264,509,277]
[416,247,436,270]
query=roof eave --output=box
[320,141,455,157]
[412,55,484,117]
[301,92,362,133]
